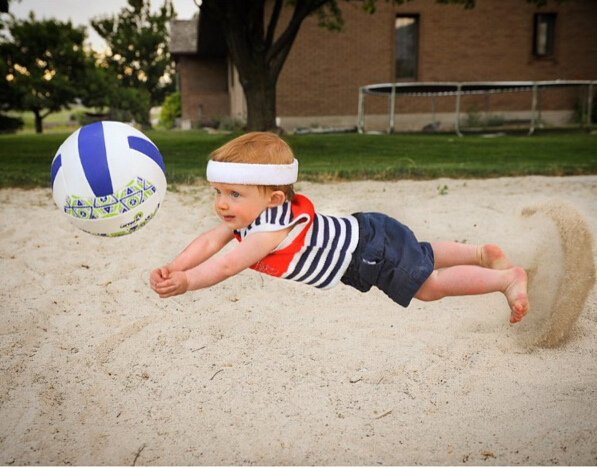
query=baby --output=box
[150,132,528,323]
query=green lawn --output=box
[0,130,595,188]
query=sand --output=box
[1,176,596,465]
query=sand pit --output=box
[1,176,596,465]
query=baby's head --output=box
[207,132,296,201]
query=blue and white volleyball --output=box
[51,121,167,237]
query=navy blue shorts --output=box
[340,212,435,307]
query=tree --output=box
[91,0,176,128]
[0,13,95,133]
[199,0,562,132]
[81,58,153,125]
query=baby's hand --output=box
[149,266,170,292]
[153,270,189,298]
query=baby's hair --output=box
[209,132,296,201]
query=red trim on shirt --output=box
[235,194,314,277]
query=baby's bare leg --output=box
[431,242,512,270]
[415,265,529,323]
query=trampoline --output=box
[357,80,596,135]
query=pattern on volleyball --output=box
[51,121,167,237]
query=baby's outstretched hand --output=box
[152,270,189,298]
[149,266,170,292]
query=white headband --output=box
[206,159,299,185]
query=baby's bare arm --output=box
[154,228,290,297]
[150,224,233,296]
[168,224,235,272]
[184,229,289,291]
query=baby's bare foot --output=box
[505,267,529,323]
[479,244,513,270]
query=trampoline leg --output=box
[455,84,463,137]
[357,88,365,134]
[529,83,538,136]
[388,84,396,134]
[587,82,594,131]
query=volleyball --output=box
[51,121,167,237]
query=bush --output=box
[0,113,24,134]
[574,97,597,124]
[199,115,221,129]
[220,116,245,131]
[159,92,181,129]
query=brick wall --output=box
[277,0,597,119]
[178,56,229,122]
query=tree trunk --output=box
[243,71,278,132]
[33,110,43,134]
[201,0,324,132]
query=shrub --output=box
[159,92,181,129]
[0,114,24,134]
[574,97,597,124]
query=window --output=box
[395,15,419,80]
[533,13,556,57]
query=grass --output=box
[0,129,596,188]
[289,131,597,180]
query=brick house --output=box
[170,0,597,132]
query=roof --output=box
[169,18,199,55]
[169,16,227,58]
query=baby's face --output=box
[210,183,275,230]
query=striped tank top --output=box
[233,194,359,289]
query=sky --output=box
[9,0,199,51]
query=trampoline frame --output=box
[357,80,595,135]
